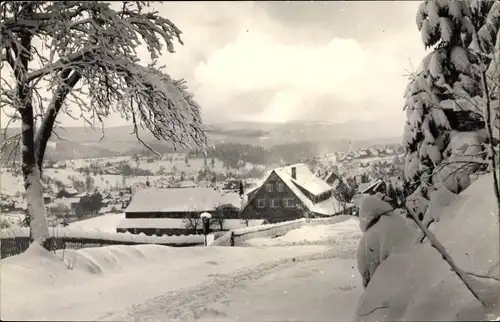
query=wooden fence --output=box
[0,236,203,259]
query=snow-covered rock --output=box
[354,173,500,322]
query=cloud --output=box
[191,25,426,125]
[1,1,427,137]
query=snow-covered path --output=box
[210,258,360,322]
[101,248,361,322]
[102,219,362,322]
[1,218,362,321]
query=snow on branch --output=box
[0,1,207,155]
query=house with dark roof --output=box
[117,187,256,235]
[241,164,342,223]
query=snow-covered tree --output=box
[403,0,500,194]
[0,2,207,248]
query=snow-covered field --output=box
[0,171,23,195]
[1,218,362,321]
[66,155,229,173]
[0,168,158,195]
[69,213,125,233]
[1,156,254,196]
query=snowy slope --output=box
[355,173,500,321]
[1,217,363,321]
[100,218,364,321]
[0,243,330,321]
[243,217,361,247]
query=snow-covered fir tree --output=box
[403,0,499,198]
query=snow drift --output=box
[1,242,330,321]
[354,173,500,321]
[0,225,204,245]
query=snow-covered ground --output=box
[1,212,25,226]
[69,213,125,233]
[243,217,360,247]
[1,218,362,321]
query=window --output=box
[266,183,274,192]
[257,198,266,208]
[270,198,279,208]
[283,198,295,208]
[277,182,285,192]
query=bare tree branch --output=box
[34,69,81,172]
[404,204,490,308]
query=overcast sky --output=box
[2,1,427,135]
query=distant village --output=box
[1,144,405,235]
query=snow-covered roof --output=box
[125,188,242,213]
[64,187,78,195]
[275,164,332,196]
[117,218,264,230]
[59,197,80,206]
[99,204,121,214]
[244,164,341,216]
[358,179,384,194]
[322,170,340,183]
[245,185,259,196]
[273,164,340,215]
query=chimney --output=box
[291,166,297,180]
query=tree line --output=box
[189,141,326,168]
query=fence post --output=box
[230,231,235,247]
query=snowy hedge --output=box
[0,226,205,245]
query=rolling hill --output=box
[1,120,402,162]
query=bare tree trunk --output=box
[14,3,50,247]
[480,70,500,265]
[21,104,50,246]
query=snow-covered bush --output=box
[354,195,419,288]
[354,174,500,322]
